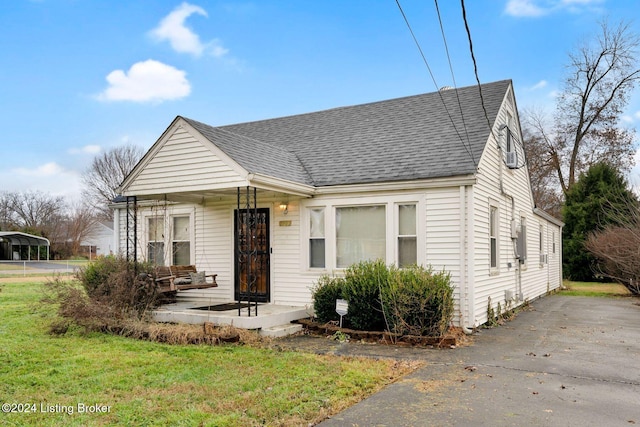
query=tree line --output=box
[0,145,143,259]
[522,19,640,294]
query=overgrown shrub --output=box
[75,255,158,317]
[311,260,454,336]
[43,255,160,335]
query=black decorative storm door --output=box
[234,208,270,303]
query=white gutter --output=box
[314,175,477,195]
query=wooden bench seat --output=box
[155,265,217,293]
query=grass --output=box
[561,280,632,297]
[0,278,418,427]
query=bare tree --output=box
[523,19,640,199]
[9,190,65,235]
[522,117,564,217]
[82,144,144,221]
[585,197,640,295]
[64,202,99,257]
[0,192,17,231]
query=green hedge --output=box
[311,260,454,337]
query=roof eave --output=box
[314,175,477,195]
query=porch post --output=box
[236,186,258,317]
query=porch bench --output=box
[155,265,217,293]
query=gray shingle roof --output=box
[182,80,510,187]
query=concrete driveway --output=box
[286,295,640,426]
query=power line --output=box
[460,0,498,143]
[394,0,476,167]
[433,0,475,168]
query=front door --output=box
[234,208,270,302]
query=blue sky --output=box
[2,0,640,200]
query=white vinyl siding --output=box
[126,127,246,195]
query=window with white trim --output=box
[309,208,325,268]
[398,204,417,267]
[172,216,190,265]
[539,223,544,266]
[148,216,165,266]
[336,205,386,268]
[490,206,498,269]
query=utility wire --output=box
[433,0,476,168]
[460,0,498,144]
[394,0,476,166]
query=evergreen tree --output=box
[562,163,638,281]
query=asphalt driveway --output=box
[284,295,640,426]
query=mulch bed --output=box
[296,318,462,348]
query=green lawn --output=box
[561,280,632,297]
[0,279,416,426]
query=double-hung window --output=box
[309,208,325,268]
[490,206,498,270]
[172,216,191,265]
[148,217,165,266]
[398,204,417,267]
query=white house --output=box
[113,80,563,329]
[81,221,115,258]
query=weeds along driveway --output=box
[301,295,640,427]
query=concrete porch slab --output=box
[153,300,312,331]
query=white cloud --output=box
[97,59,191,103]
[3,162,83,201]
[528,80,548,90]
[504,0,604,17]
[150,2,228,57]
[14,162,64,177]
[69,145,101,155]
[504,0,547,17]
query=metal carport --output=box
[0,232,50,261]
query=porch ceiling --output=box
[131,187,309,205]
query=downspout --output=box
[113,207,120,255]
[461,184,475,334]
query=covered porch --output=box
[117,183,313,335]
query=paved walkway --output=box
[281,295,640,426]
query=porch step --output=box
[260,323,303,338]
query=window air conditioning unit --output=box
[506,151,517,168]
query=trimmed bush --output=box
[311,275,344,323]
[342,260,389,331]
[382,266,453,337]
[311,260,454,336]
